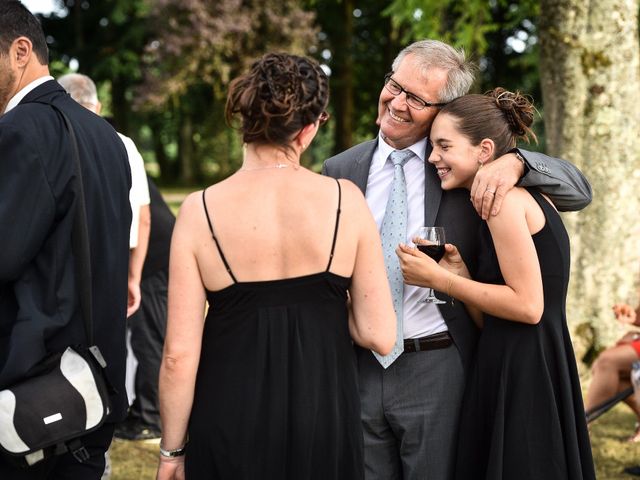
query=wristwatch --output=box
[508,147,529,180]
[159,444,186,458]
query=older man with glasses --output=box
[323,39,592,480]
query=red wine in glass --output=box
[416,244,445,262]
[413,226,446,304]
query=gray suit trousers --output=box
[356,344,465,480]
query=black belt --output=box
[403,332,452,353]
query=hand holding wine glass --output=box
[412,226,446,304]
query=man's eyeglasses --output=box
[318,111,330,126]
[384,73,448,110]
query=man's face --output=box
[0,52,18,114]
[377,53,449,150]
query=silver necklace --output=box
[239,163,294,172]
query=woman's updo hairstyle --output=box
[225,53,329,149]
[439,87,537,157]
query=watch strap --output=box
[159,444,186,458]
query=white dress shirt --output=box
[117,133,151,249]
[4,75,54,113]
[366,135,448,339]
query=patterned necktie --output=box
[374,149,413,368]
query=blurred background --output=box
[21,1,640,476]
[27,0,543,185]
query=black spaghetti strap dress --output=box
[455,188,595,479]
[184,180,364,479]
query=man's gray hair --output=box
[392,39,476,103]
[57,73,99,107]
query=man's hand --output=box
[127,279,141,318]
[470,152,525,219]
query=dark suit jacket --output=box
[323,138,592,370]
[0,80,132,421]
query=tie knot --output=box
[389,149,413,166]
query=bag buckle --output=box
[88,345,107,368]
[67,439,90,463]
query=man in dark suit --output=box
[0,2,131,478]
[323,39,592,480]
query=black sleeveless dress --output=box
[455,189,595,480]
[185,181,363,479]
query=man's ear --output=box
[95,100,102,115]
[12,37,33,68]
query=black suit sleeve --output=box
[0,124,55,283]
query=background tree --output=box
[137,0,318,184]
[539,0,640,353]
[310,0,401,153]
[41,0,150,135]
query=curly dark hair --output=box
[225,52,329,149]
[439,87,537,157]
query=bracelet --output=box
[159,444,186,458]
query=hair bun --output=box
[259,55,303,117]
[225,52,329,147]
[486,88,536,141]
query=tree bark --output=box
[147,114,171,182]
[539,0,640,351]
[110,77,129,134]
[178,108,195,185]
[331,0,354,154]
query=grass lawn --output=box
[110,402,640,479]
[589,403,640,479]
[110,438,158,479]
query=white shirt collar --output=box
[4,75,54,114]
[373,134,428,172]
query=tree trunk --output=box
[538,0,640,353]
[331,0,354,154]
[111,77,129,135]
[147,114,171,182]
[178,108,195,185]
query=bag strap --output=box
[45,102,94,348]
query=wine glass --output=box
[412,226,446,304]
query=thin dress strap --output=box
[202,188,237,283]
[325,179,342,272]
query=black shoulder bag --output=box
[0,104,112,467]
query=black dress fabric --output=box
[455,188,595,480]
[185,181,363,479]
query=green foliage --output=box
[38,0,544,185]
[384,0,498,56]
[131,0,319,183]
[41,0,150,82]
[138,0,318,107]
[384,0,541,94]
